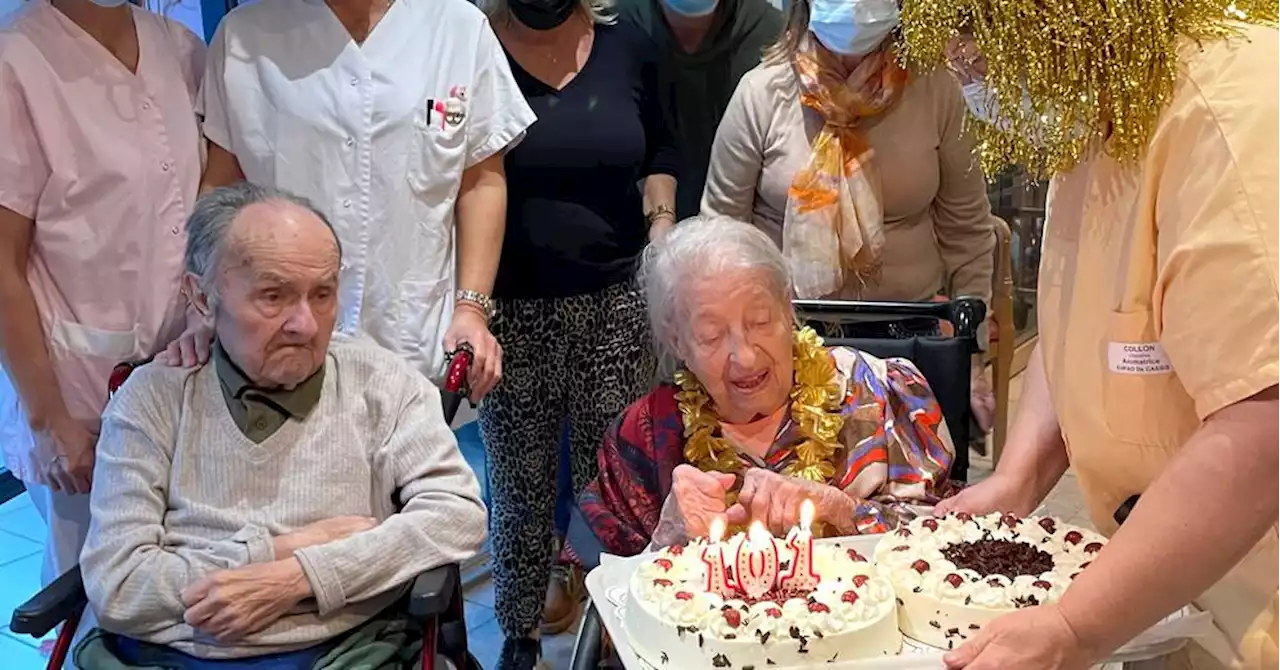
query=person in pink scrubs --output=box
[0,0,206,598]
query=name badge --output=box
[1107,341,1173,375]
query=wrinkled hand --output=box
[944,604,1095,670]
[182,559,311,642]
[33,416,97,494]
[934,471,1037,518]
[443,306,501,403]
[651,465,736,546]
[970,367,996,434]
[728,468,856,536]
[156,321,214,368]
[274,515,378,556]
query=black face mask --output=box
[508,0,576,30]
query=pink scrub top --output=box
[0,0,205,482]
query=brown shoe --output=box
[540,562,585,635]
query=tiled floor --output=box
[0,369,1095,669]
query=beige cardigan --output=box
[701,61,997,304]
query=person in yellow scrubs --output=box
[896,1,1279,669]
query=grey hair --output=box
[479,0,616,27]
[639,215,795,377]
[184,182,341,303]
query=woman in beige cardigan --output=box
[700,0,997,432]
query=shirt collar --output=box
[212,341,325,420]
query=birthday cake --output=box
[624,516,901,669]
[873,512,1107,650]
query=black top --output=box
[618,0,782,219]
[494,21,679,300]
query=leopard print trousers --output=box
[478,280,656,639]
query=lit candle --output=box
[700,517,735,598]
[778,499,819,593]
[735,521,781,600]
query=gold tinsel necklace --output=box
[674,327,847,503]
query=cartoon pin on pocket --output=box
[444,85,468,128]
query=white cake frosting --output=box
[625,534,902,669]
[873,512,1107,650]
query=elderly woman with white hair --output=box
[573,216,955,564]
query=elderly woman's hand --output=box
[728,468,859,536]
[651,464,736,547]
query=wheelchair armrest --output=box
[571,601,605,670]
[10,565,87,637]
[408,563,461,619]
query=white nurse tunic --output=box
[199,0,535,379]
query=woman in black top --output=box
[477,0,678,665]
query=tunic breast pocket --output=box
[1101,310,1198,447]
[406,95,469,229]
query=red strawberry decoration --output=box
[847,549,867,562]
[956,512,973,522]
[1038,518,1057,534]
[723,608,742,628]
[667,545,684,556]
[944,573,964,588]
[1084,542,1103,554]
[841,591,859,604]
[1001,513,1020,528]
[852,574,870,587]
[675,591,693,601]
[922,518,939,531]
[911,559,930,574]
[1032,580,1052,590]
[808,601,831,613]
[895,528,912,537]
[1064,531,1083,545]
[655,558,674,571]
[766,607,782,619]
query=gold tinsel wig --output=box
[897,0,1278,175]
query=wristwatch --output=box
[454,289,493,320]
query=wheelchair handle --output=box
[443,344,474,395]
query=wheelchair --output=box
[2,347,483,670]
[566,297,986,670]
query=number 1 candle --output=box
[778,499,819,593]
[700,517,735,598]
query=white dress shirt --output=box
[199,0,535,379]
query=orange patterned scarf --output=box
[785,39,908,298]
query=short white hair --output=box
[639,216,794,376]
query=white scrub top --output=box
[199,0,535,380]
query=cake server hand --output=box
[943,604,1094,670]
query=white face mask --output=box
[960,80,1087,145]
[809,0,899,58]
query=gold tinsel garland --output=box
[675,327,847,518]
[896,0,1278,176]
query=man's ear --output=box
[181,273,214,324]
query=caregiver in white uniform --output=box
[197,0,534,397]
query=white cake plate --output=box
[584,533,1210,670]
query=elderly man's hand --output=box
[943,604,1095,670]
[728,468,858,536]
[156,321,214,368]
[444,306,501,403]
[182,559,311,642]
[651,465,736,546]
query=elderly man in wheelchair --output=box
[61,182,486,669]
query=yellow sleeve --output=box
[1153,29,1279,419]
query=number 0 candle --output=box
[735,521,780,599]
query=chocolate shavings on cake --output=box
[941,539,1054,579]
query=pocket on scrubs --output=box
[1100,310,1197,447]
[397,278,450,378]
[406,100,468,227]
[47,319,140,421]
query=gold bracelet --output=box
[644,205,676,226]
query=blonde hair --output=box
[479,0,617,26]
[761,0,810,64]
